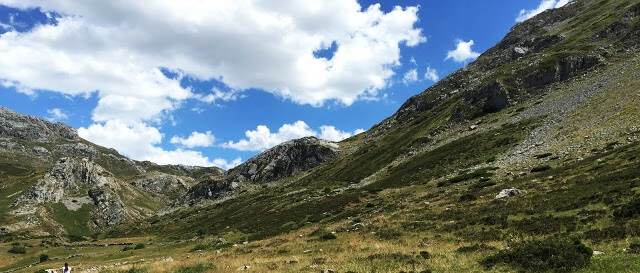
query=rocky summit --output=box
[226,136,339,183]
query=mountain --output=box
[2,0,640,272]
[0,106,225,237]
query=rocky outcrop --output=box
[14,157,114,205]
[88,186,129,227]
[12,157,129,228]
[182,179,238,203]
[0,107,79,142]
[131,173,190,201]
[226,137,339,183]
[54,143,100,158]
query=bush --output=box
[456,244,497,253]
[319,232,337,241]
[189,240,233,252]
[613,198,640,219]
[627,243,640,254]
[480,240,592,272]
[531,165,552,173]
[172,263,213,273]
[39,253,49,262]
[8,245,26,254]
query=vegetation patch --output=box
[456,244,498,253]
[7,245,26,254]
[190,240,233,252]
[531,165,552,173]
[480,239,592,272]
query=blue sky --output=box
[0,0,570,169]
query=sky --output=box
[0,0,572,169]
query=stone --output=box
[496,188,526,199]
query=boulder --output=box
[496,188,526,199]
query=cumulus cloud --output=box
[516,0,572,22]
[223,121,364,151]
[78,120,239,169]
[195,88,242,104]
[424,67,439,82]
[46,108,67,121]
[170,131,215,148]
[0,1,425,108]
[445,39,481,63]
[402,69,418,84]
[0,1,423,167]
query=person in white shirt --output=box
[61,262,71,273]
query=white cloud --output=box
[195,88,242,104]
[402,69,418,84]
[46,108,68,121]
[516,0,572,22]
[0,1,423,167]
[424,67,439,82]
[223,121,364,151]
[319,125,355,141]
[223,121,316,152]
[170,131,215,148]
[0,1,425,109]
[445,39,480,63]
[78,120,237,169]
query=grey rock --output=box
[55,143,100,159]
[0,141,26,152]
[0,106,79,142]
[131,173,190,201]
[14,157,113,205]
[226,136,339,183]
[31,146,51,157]
[496,188,526,199]
[88,186,129,227]
[183,179,238,203]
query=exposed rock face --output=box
[14,157,114,205]
[55,143,100,158]
[131,173,190,201]
[0,106,79,142]
[88,186,129,227]
[13,157,129,228]
[226,137,339,183]
[183,179,238,203]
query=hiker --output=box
[61,262,71,273]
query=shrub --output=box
[459,193,477,202]
[172,263,213,273]
[456,244,497,253]
[480,240,592,272]
[39,253,49,262]
[626,243,640,254]
[319,232,337,241]
[531,165,552,172]
[419,250,431,259]
[189,241,233,252]
[613,198,640,219]
[8,245,26,254]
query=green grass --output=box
[50,202,94,238]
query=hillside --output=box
[2,0,640,272]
